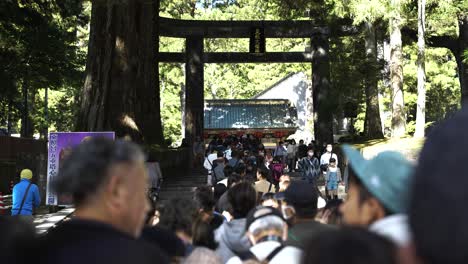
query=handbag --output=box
[320,153,335,172]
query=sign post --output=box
[46,132,115,206]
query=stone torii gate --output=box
[157,17,346,147]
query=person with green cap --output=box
[11,169,41,216]
[339,145,414,247]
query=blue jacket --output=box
[11,179,41,215]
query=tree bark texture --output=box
[184,36,204,146]
[312,33,334,146]
[457,14,468,106]
[390,0,406,138]
[414,0,426,138]
[20,78,34,138]
[77,0,164,144]
[364,22,384,139]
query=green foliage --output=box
[0,0,88,136]
[2,0,461,143]
[403,43,460,133]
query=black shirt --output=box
[37,219,169,264]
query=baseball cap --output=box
[342,145,414,214]
[245,206,285,231]
[20,169,33,180]
[283,180,318,206]
[275,190,326,209]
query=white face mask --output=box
[308,152,314,157]
[327,147,332,152]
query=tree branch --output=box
[402,26,457,52]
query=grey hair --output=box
[53,137,145,206]
[248,215,286,237]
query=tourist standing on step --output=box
[11,169,40,217]
[286,139,297,172]
[298,148,320,184]
[204,148,218,186]
[297,140,308,160]
[274,141,287,163]
[320,144,338,172]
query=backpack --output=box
[238,245,285,264]
[271,163,284,182]
[207,158,218,185]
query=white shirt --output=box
[217,178,228,187]
[320,152,338,165]
[226,241,302,264]
[224,148,232,160]
[369,214,412,246]
[204,153,218,172]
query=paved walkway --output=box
[34,208,75,235]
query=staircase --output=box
[158,169,207,201]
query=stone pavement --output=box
[34,208,74,235]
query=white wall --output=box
[254,72,309,130]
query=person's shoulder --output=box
[274,246,303,262]
[226,256,243,264]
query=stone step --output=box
[158,170,206,201]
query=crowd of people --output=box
[3,106,468,264]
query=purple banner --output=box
[46,132,115,205]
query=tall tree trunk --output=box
[180,82,186,139]
[364,22,384,139]
[7,94,12,135]
[390,0,406,137]
[77,0,164,144]
[458,14,468,106]
[415,0,426,138]
[312,33,334,146]
[20,78,33,138]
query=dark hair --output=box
[223,165,234,179]
[261,192,276,203]
[217,151,224,158]
[193,186,215,213]
[292,196,318,219]
[349,168,393,216]
[213,183,228,202]
[227,173,242,188]
[53,138,145,206]
[302,227,396,264]
[192,217,218,250]
[231,150,238,159]
[257,155,265,164]
[323,199,343,225]
[234,163,246,175]
[285,182,319,218]
[159,197,198,236]
[228,182,257,219]
[257,167,269,179]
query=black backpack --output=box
[238,245,285,264]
